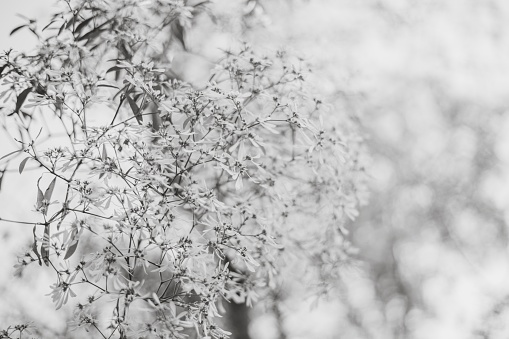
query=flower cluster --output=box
[0,1,368,338]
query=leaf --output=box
[14,87,32,113]
[18,157,30,174]
[78,18,113,41]
[64,229,80,260]
[36,187,44,209]
[64,238,79,260]
[171,20,186,49]
[40,225,50,266]
[41,20,56,32]
[28,27,39,38]
[57,22,66,36]
[65,14,77,29]
[102,144,107,161]
[44,177,56,202]
[32,226,42,266]
[10,25,27,36]
[106,65,126,74]
[126,94,143,124]
[97,83,119,89]
[0,149,22,161]
[74,16,95,33]
[0,64,7,76]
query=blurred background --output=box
[2,0,509,338]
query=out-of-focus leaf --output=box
[106,66,125,74]
[79,27,105,42]
[97,83,119,89]
[65,15,77,29]
[40,225,50,266]
[78,18,113,41]
[64,238,79,260]
[44,177,56,202]
[0,149,22,161]
[36,187,44,209]
[14,87,32,113]
[19,157,30,174]
[126,94,143,124]
[171,20,186,49]
[32,226,42,266]
[41,19,55,32]
[64,229,80,260]
[58,22,66,35]
[74,16,95,34]
[28,27,39,38]
[10,25,27,36]
[102,144,107,161]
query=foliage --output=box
[0,0,367,338]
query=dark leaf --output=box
[32,226,42,266]
[64,230,79,260]
[18,157,30,174]
[44,177,56,202]
[35,127,43,140]
[65,14,77,29]
[74,16,95,34]
[171,20,186,49]
[78,18,113,41]
[102,144,107,161]
[106,66,125,74]
[40,225,50,266]
[126,94,143,124]
[78,27,105,42]
[97,83,119,89]
[0,64,7,76]
[28,27,39,38]
[41,20,56,32]
[58,22,66,35]
[10,25,27,36]
[36,187,44,209]
[14,87,32,113]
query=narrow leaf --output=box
[32,226,42,266]
[44,177,57,202]
[74,16,95,34]
[102,144,107,161]
[78,18,113,41]
[36,187,44,209]
[40,225,50,266]
[14,87,32,113]
[41,20,55,32]
[106,65,125,74]
[97,83,119,89]
[58,22,66,36]
[64,230,79,260]
[0,149,22,161]
[18,157,30,174]
[28,27,39,38]
[78,27,104,41]
[171,20,186,49]
[10,25,27,36]
[126,94,142,124]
